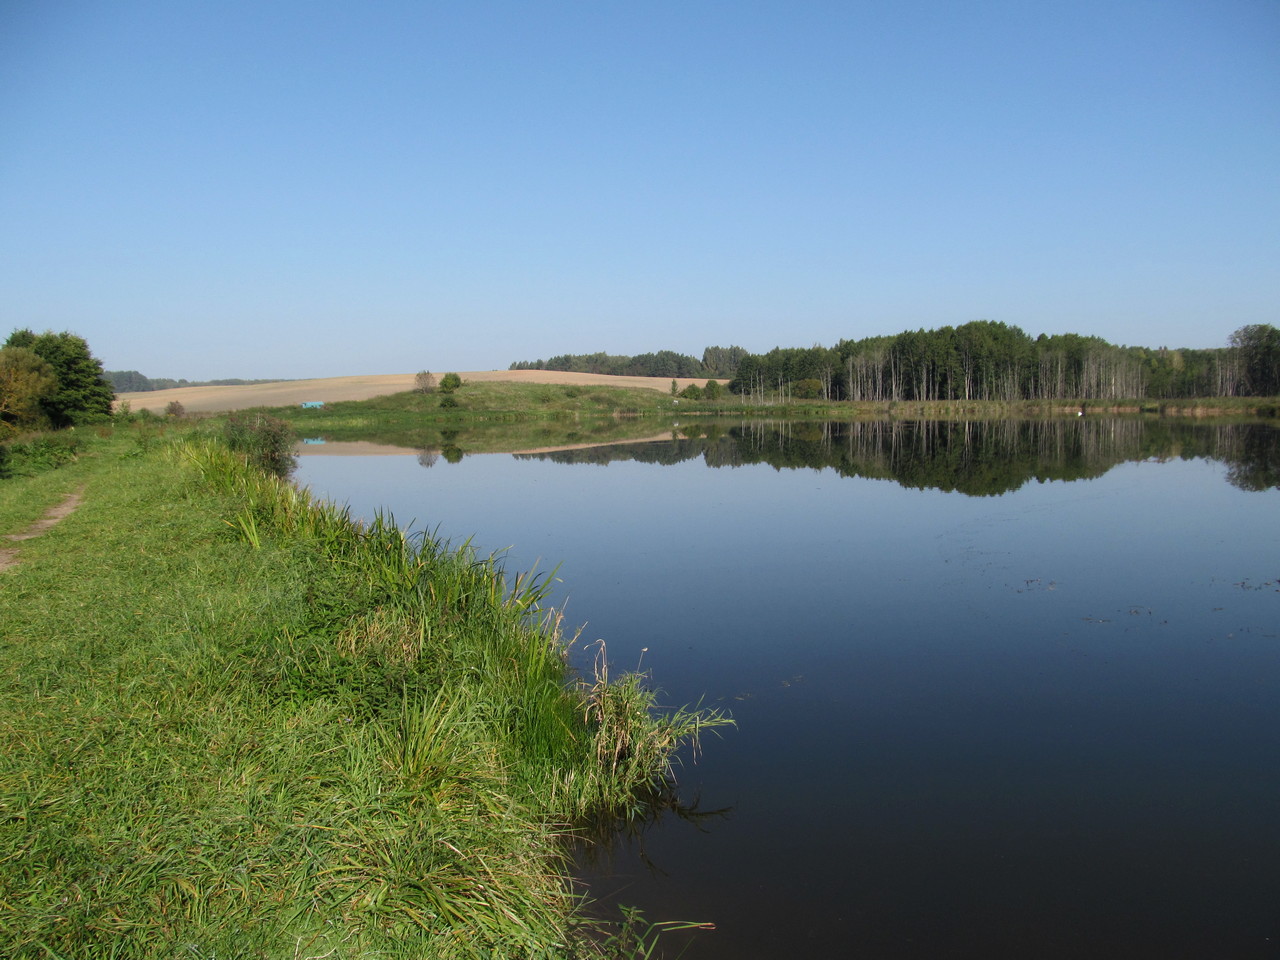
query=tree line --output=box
[727,321,1280,402]
[106,370,284,392]
[510,345,747,379]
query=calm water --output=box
[295,420,1280,959]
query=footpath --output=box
[0,486,84,573]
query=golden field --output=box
[116,369,719,413]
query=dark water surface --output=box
[295,420,1280,959]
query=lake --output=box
[295,418,1280,959]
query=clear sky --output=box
[2,1,1277,380]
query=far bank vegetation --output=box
[510,324,1279,407]
[727,322,1280,404]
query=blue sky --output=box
[2,0,1276,380]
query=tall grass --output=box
[190,439,727,815]
[0,430,83,478]
[1,430,726,958]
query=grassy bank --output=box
[0,424,726,958]
[261,382,1280,441]
[271,379,745,432]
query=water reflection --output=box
[1225,422,1280,490]
[507,419,1280,495]
[571,785,733,877]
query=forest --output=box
[105,371,285,392]
[728,322,1280,402]
[510,324,1278,402]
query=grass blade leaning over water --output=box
[577,641,731,821]
[0,428,726,958]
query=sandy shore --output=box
[117,370,720,414]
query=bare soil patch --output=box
[116,370,722,414]
[0,487,85,573]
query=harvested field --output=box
[116,370,722,413]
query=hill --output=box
[114,370,718,413]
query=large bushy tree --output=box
[0,347,58,433]
[701,345,748,378]
[1230,324,1280,397]
[3,329,115,427]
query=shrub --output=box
[439,372,462,393]
[165,400,185,418]
[0,432,81,475]
[439,393,458,409]
[793,378,824,399]
[414,370,436,393]
[223,412,296,477]
[679,384,703,400]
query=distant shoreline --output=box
[115,372,1277,420]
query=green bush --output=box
[439,372,462,393]
[1,433,81,475]
[792,378,824,399]
[223,412,296,477]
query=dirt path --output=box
[0,487,85,573]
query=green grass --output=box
[226,381,1280,445]
[283,380,678,423]
[262,380,754,434]
[0,423,163,531]
[252,380,756,455]
[0,425,728,958]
